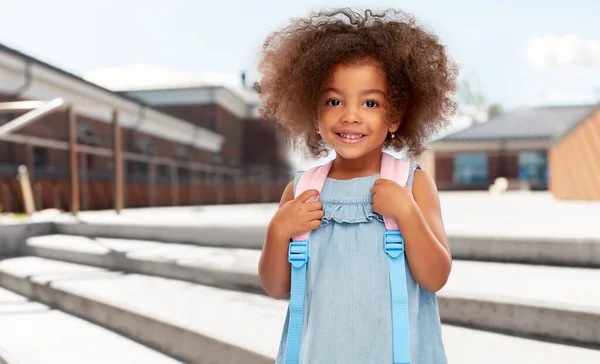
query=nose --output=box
[341,103,361,124]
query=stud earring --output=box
[390,131,395,139]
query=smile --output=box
[335,132,366,144]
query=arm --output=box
[258,180,294,299]
[394,169,452,293]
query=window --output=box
[178,167,190,179]
[453,153,488,185]
[197,171,206,184]
[134,162,148,176]
[76,123,101,146]
[174,146,190,160]
[158,165,169,177]
[518,151,547,183]
[33,147,46,168]
[136,137,156,156]
[7,143,15,164]
[221,172,235,185]
[212,153,222,165]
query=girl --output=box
[256,8,458,364]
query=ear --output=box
[389,108,404,132]
[389,119,402,134]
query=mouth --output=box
[334,132,367,144]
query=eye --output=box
[325,99,341,107]
[364,100,379,108]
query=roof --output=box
[83,64,260,105]
[0,43,159,112]
[0,42,229,132]
[436,104,599,143]
[0,42,225,151]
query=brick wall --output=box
[435,154,454,185]
[242,118,290,170]
[157,103,242,166]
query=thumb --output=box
[295,189,320,202]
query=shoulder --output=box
[413,167,434,187]
[411,167,440,206]
[280,171,305,207]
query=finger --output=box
[295,189,320,202]
[306,220,321,230]
[308,209,324,220]
[375,178,393,185]
[305,201,323,211]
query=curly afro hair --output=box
[255,8,459,159]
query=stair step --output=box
[25,234,262,294]
[0,286,182,364]
[53,204,600,267]
[24,234,600,347]
[1,256,599,364]
[442,325,600,364]
[0,256,281,364]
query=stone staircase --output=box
[0,215,600,363]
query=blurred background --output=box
[0,1,599,363]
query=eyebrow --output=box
[325,87,386,96]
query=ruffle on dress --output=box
[319,200,384,227]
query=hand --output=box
[370,178,416,220]
[271,189,324,240]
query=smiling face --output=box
[317,59,399,162]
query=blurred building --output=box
[426,104,600,200]
[0,43,291,213]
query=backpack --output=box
[285,151,412,364]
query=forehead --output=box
[325,61,388,90]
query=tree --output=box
[487,103,503,119]
[458,75,504,123]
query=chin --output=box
[333,146,371,160]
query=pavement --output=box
[1,256,600,364]
[0,191,599,363]
[0,286,183,364]
[34,191,600,240]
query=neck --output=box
[329,148,383,179]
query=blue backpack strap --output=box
[285,161,333,364]
[285,239,308,364]
[381,153,413,364]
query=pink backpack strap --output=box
[292,160,333,241]
[380,152,411,231]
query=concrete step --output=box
[24,234,262,294]
[0,286,183,364]
[0,256,284,364]
[52,215,600,267]
[23,234,600,347]
[0,256,599,364]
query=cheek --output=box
[373,120,390,140]
[317,108,337,126]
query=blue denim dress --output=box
[275,161,448,364]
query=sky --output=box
[0,0,599,111]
